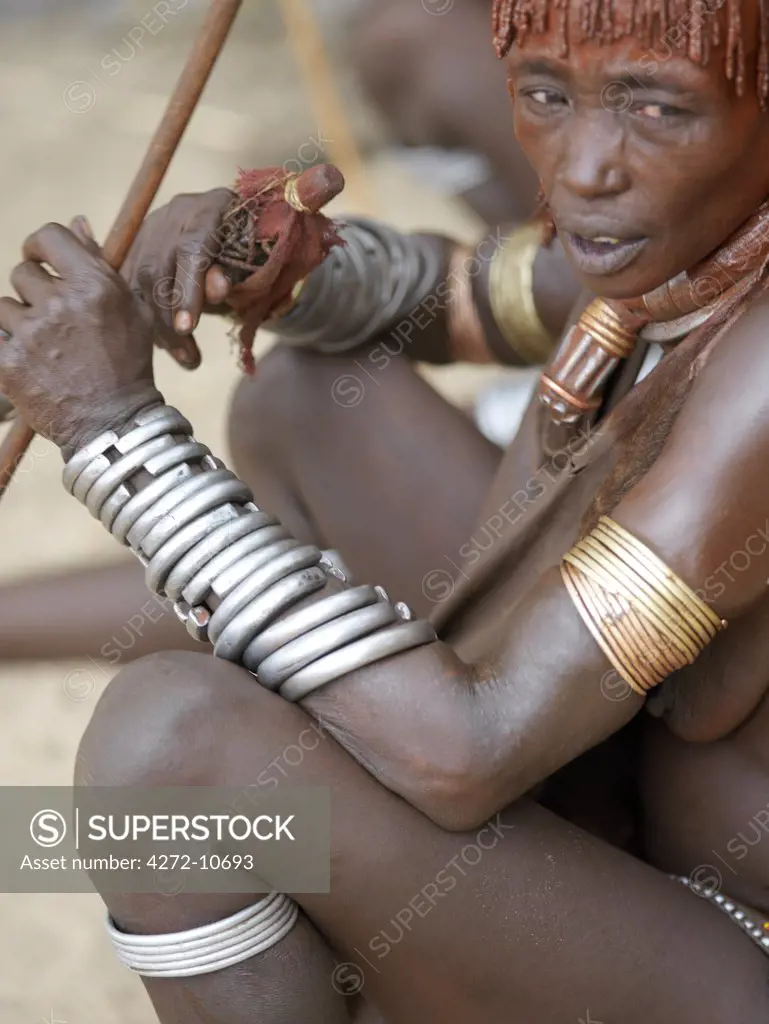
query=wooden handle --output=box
[0,0,243,499]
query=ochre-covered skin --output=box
[2,1,769,1021]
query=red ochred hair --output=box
[492,0,769,108]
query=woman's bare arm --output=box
[300,292,769,829]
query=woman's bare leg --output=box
[0,561,201,662]
[228,345,501,613]
[79,651,769,1024]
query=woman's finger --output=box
[173,188,234,332]
[0,296,28,336]
[10,261,56,306]
[135,266,201,370]
[68,216,102,259]
[22,222,104,279]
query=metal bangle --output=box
[208,545,322,646]
[83,435,187,516]
[271,219,446,354]
[125,468,237,551]
[66,407,191,499]
[144,505,244,595]
[164,510,279,602]
[104,441,212,534]
[255,601,398,691]
[212,567,329,662]
[107,892,298,979]
[188,530,294,605]
[279,620,437,703]
[109,407,192,453]
[63,403,437,705]
[243,585,381,669]
[207,539,301,602]
[63,429,122,493]
[138,475,252,558]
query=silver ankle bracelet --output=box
[63,404,436,698]
[107,892,299,978]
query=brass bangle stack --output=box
[488,220,556,365]
[561,516,726,696]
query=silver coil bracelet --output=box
[269,218,445,353]
[62,404,437,699]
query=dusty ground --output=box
[0,3,506,1021]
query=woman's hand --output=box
[120,187,236,371]
[0,221,163,457]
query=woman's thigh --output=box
[228,346,502,615]
[84,652,769,1024]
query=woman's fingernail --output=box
[175,311,193,334]
[207,267,231,302]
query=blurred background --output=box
[0,1,528,1019]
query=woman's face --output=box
[507,6,769,298]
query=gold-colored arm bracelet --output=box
[488,220,557,366]
[561,516,727,696]
[446,244,494,364]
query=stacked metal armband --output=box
[63,404,437,699]
[270,218,445,352]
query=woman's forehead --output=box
[494,0,766,103]
[508,37,723,96]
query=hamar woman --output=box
[2,0,769,1019]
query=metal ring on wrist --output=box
[212,567,329,662]
[243,584,381,669]
[184,528,291,604]
[144,505,243,594]
[279,620,436,703]
[125,468,236,551]
[75,433,185,507]
[164,511,279,602]
[207,538,301,603]
[255,601,398,690]
[104,441,212,534]
[66,408,191,501]
[83,435,191,516]
[137,475,252,558]
[207,545,322,646]
[63,430,122,493]
[111,408,192,454]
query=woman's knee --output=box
[76,650,294,789]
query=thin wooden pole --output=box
[277,0,376,216]
[0,0,243,500]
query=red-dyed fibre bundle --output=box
[220,163,345,373]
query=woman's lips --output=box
[561,232,648,276]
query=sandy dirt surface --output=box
[0,3,509,1021]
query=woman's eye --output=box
[634,102,682,119]
[523,88,567,108]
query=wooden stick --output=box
[277,0,376,217]
[0,0,243,500]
